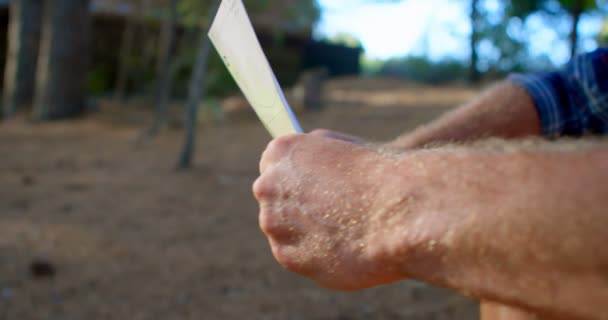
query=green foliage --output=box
[506,0,546,18]
[177,0,210,26]
[248,0,273,12]
[88,64,114,95]
[328,33,362,48]
[558,0,598,11]
[104,0,319,98]
[376,56,468,84]
[170,35,238,98]
[477,0,603,72]
[287,0,321,29]
[360,56,385,76]
[507,0,599,17]
[171,0,319,96]
[205,52,240,96]
[479,16,527,72]
[177,0,272,26]
[599,19,608,46]
[361,0,607,82]
[174,0,319,29]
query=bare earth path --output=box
[0,78,480,319]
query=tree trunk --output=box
[569,0,583,59]
[145,0,178,137]
[140,0,157,76]
[3,0,43,118]
[33,0,91,120]
[114,0,142,101]
[176,0,221,169]
[469,0,481,84]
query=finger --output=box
[259,203,304,244]
[269,241,315,277]
[252,176,278,200]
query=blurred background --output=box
[0,0,606,319]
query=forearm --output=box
[397,141,608,319]
[389,81,542,148]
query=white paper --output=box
[208,0,302,138]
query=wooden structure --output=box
[0,1,361,98]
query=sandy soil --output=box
[0,78,480,319]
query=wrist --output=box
[381,148,484,283]
[366,150,454,280]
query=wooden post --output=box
[33,0,91,120]
[3,0,43,118]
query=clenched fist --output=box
[253,132,435,290]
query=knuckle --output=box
[266,134,299,154]
[258,210,273,235]
[258,204,282,237]
[260,134,300,173]
[272,245,303,273]
[257,201,281,236]
[252,176,275,200]
[258,207,283,238]
[259,207,299,242]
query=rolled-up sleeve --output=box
[508,48,608,138]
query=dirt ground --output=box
[0,78,481,319]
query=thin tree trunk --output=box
[469,0,480,84]
[176,0,221,169]
[569,0,583,59]
[33,0,91,120]
[144,0,178,137]
[140,0,157,77]
[3,0,43,119]
[114,0,142,101]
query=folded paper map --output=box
[208,0,303,138]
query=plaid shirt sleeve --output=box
[508,48,608,138]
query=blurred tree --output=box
[33,0,91,120]
[174,0,318,167]
[507,0,545,18]
[114,0,145,101]
[176,0,221,169]
[3,0,43,119]
[285,0,321,30]
[470,0,481,83]
[560,0,598,57]
[475,0,576,73]
[143,0,179,137]
[379,56,467,84]
[509,0,599,58]
[328,33,362,48]
[251,0,318,32]
[143,0,319,137]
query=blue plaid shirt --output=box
[509,48,608,138]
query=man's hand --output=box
[253,133,422,290]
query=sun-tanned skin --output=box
[253,80,608,320]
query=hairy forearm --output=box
[389,81,542,148]
[396,141,608,319]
